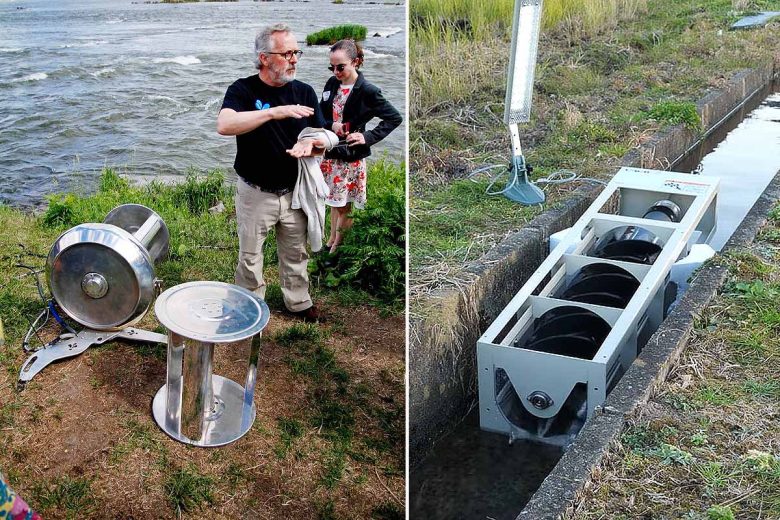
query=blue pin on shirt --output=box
[255,99,270,110]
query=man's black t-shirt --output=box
[221,75,325,190]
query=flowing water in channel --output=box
[0,0,406,206]
[410,87,780,520]
[690,90,780,250]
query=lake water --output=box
[0,0,406,206]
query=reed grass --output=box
[411,0,648,42]
[305,24,367,46]
[411,0,649,113]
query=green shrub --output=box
[170,169,228,214]
[42,193,79,228]
[707,505,735,520]
[306,24,367,45]
[645,100,702,132]
[310,160,405,305]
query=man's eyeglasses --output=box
[328,63,348,73]
[267,50,303,61]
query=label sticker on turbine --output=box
[663,179,709,194]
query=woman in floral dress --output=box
[320,39,402,253]
[1,471,41,520]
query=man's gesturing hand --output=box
[271,104,314,120]
[287,138,326,158]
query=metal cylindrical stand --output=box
[152,282,269,447]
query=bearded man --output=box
[218,23,326,321]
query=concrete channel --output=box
[409,59,780,518]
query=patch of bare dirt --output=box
[0,304,404,519]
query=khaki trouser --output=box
[234,179,312,312]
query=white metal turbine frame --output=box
[477,168,719,444]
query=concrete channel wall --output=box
[409,59,779,468]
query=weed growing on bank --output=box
[37,163,405,313]
[310,159,406,308]
[306,24,367,45]
[645,100,703,132]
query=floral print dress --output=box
[1,472,40,520]
[321,86,367,209]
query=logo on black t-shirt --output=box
[255,99,271,110]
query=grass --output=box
[410,178,538,294]
[273,323,355,487]
[0,166,405,517]
[272,320,404,490]
[306,24,367,46]
[411,0,648,44]
[274,417,306,459]
[645,100,703,131]
[568,204,780,518]
[31,477,96,518]
[410,0,780,300]
[163,466,215,516]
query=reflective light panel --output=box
[504,0,544,124]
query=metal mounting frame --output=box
[18,327,167,388]
[504,123,545,205]
[477,168,719,443]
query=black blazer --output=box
[320,71,402,161]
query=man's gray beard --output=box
[270,64,296,84]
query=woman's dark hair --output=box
[330,39,364,69]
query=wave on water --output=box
[60,40,109,49]
[11,72,47,82]
[0,47,23,53]
[203,97,221,111]
[152,55,201,65]
[362,49,394,59]
[145,94,179,102]
[91,67,116,77]
[106,18,124,24]
[371,27,403,38]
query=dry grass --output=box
[567,208,780,519]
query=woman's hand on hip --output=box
[346,132,365,146]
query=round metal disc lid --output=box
[155,281,270,343]
[47,223,155,330]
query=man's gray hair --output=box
[254,23,292,70]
